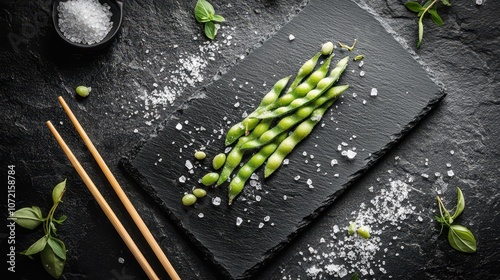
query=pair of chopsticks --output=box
[46,96,180,280]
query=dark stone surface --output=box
[1,0,499,279]
[123,0,444,278]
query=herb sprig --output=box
[9,179,68,279]
[435,187,477,253]
[404,0,451,48]
[194,0,225,40]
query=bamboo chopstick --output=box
[46,121,159,280]
[57,96,180,280]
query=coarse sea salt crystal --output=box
[178,176,186,183]
[447,170,454,177]
[236,217,243,226]
[212,196,221,206]
[175,123,183,130]
[370,88,378,96]
[289,34,295,41]
[331,159,338,166]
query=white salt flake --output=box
[289,34,295,41]
[175,123,183,130]
[212,196,221,206]
[447,170,455,177]
[370,88,378,96]
[178,176,186,183]
[236,217,243,226]
[198,213,204,218]
[330,159,338,166]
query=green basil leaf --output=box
[204,21,217,40]
[441,0,451,6]
[40,244,65,279]
[52,179,66,204]
[212,14,225,23]
[417,0,432,17]
[10,206,45,230]
[48,237,67,260]
[195,0,215,23]
[448,224,477,253]
[20,235,48,256]
[451,187,465,220]
[404,2,423,13]
[428,9,443,26]
[50,221,58,236]
[53,215,67,224]
[417,18,424,48]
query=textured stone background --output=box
[1,0,499,279]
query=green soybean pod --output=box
[216,119,273,186]
[241,85,349,150]
[225,76,290,146]
[228,133,288,205]
[287,52,322,93]
[251,55,333,118]
[256,56,349,119]
[264,98,338,178]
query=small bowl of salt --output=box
[52,0,123,50]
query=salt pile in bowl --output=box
[57,0,113,45]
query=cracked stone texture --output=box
[1,0,499,279]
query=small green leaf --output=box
[417,18,424,48]
[448,224,477,253]
[53,215,67,224]
[204,21,218,40]
[194,0,215,23]
[40,244,65,279]
[212,14,225,23]
[351,272,359,280]
[20,235,48,256]
[451,187,465,220]
[417,0,432,17]
[405,2,423,13]
[52,179,66,204]
[428,9,444,26]
[10,206,45,230]
[48,237,67,260]
[441,0,451,6]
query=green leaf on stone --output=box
[194,0,215,23]
[10,206,45,230]
[451,187,465,220]
[20,235,48,257]
[212,14,225,23]
[204,21,217,40]
[428,8,444,26]
[404,1,423,13]
[52,179,66,204]
[48,237,67,260]
[40,244,66,279]
[448,224,477,253]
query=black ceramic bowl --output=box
[51,0,123,50]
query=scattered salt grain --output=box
[178,175,186,183]
[359,71,365,77]
[289,34,295,41]
[185,160,193,170]
[330,159,338,166]
[236,217,243,226]
[175,123,183,130]
[212,196,221,206]
[258,222,265,228]
[264,216,270,222]
[476,0,483,5]
[198,213,204,218]
[118,257,124,264]
[370,88,378,97]
[447,170,454,177]
[294,175,301,181]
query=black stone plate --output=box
[122,0,444,278]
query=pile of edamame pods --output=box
[185,41,354,206]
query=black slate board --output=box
[123,0,444,278]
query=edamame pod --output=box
[225,76,290,146]
[217,119,274,186]
[287,52,322,93]
[251,54,333,116]
[241,85,349,150]
[255,56,349,119]
[264,98,337,178]
[228,132,288,205]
